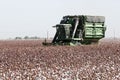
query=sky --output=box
[0,0,120,39]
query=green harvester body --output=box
[43,15,106,45]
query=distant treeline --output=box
[15,36,41,40]
[15,36,53,40]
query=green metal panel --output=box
[84,22,104,39]
[95,28,103,35]
[85,28,93,36]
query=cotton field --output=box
[0,39,120,80]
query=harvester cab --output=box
[43,15,106,46]
[52,24,72,44]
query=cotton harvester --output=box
[43,15,106,45]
